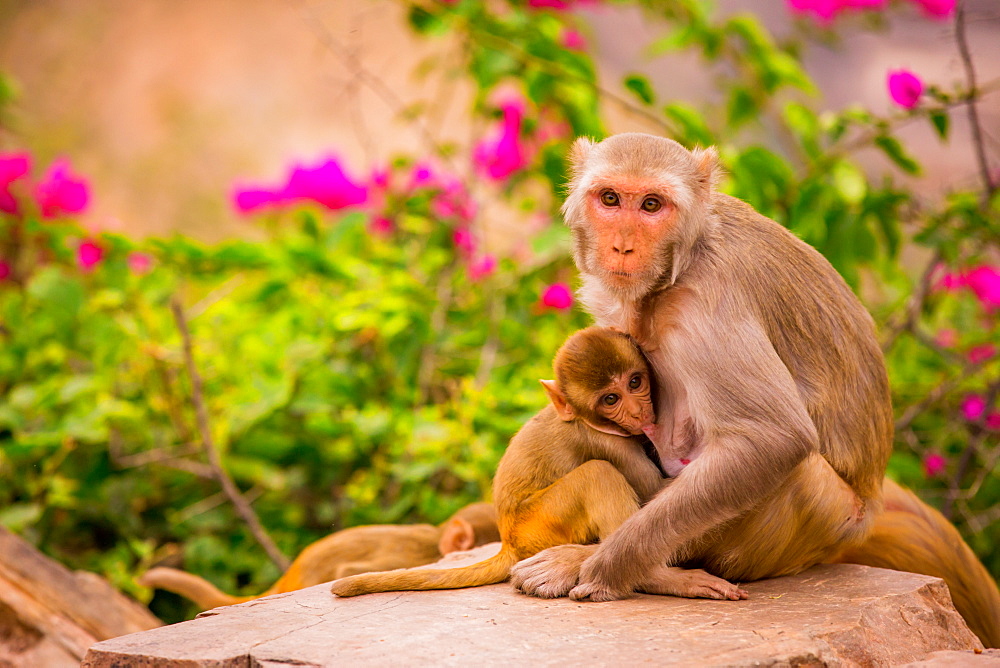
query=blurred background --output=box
[0,0,997,626]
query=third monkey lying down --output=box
[331,326,748,601]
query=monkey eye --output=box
[629,374,642,390]
[641,197,662,213]
[600,191,620,207]
[603,393,620,406]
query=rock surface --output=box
[83,544,985,667]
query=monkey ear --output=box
[438,517,476,555]
[568,137,596,172]
[540,379,575,421]
[691,146,721,193]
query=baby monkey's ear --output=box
[540,379,575,422]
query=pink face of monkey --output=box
[583,179,678,290]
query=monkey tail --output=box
[330,546,519,598]
[138,567,258,609]
[833,478,1000,648]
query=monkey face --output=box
[580,183,676,295]
[588,368,655,437]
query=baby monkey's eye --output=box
[629,374,642,390]
[603,393,620,406]
[600,191,620,207]
[641,197,662,213]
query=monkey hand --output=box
[567,549,641,602]
[510,544,596,598]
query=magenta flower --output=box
[968,344,996,365]
[887,70,924,109]
[281,157,368,210]
[528,0,572,9]
[987,412,1000,431]
[0,259,11,281]
[910,0,955,19]
[127,252,154,275]
[231,187,283,216]
[35,158,90,219]
[431,178,476,223]
[0,152,31,216]
[473,101,530,181]
[453,227,476,257]
[922,453,946,478]
[77,239,104,272]
[541,283,573,310]
[787,0,887,23]
[468,254,497,281]
[368,215,394,237]
[934,329,958,348]
[936,265,1000,311]
[961,394,987,421]
[561,28,587,51]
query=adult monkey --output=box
[511,133,894,601]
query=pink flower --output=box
[431,178,476,223]
[968,344,996,365]
[528,0,572,9]
[561,28,587,51]
[281,157,368,210]
[468,254,497,281]
[127,252,153,275]
[35,158,90,219]
[787,0,887,23]
[934,329,958,348]
[909,0,955,19]
[0,259,10,281]
[541,283,573,310]
[77,239,104,272]
[368,215,394,237]
[923,453,947,478]
[0,152,31,216]
[936,265,1000,311]
[453,227,476,257]
[887,70,924,109]
[473,101,531,181]
[231,187,283,216]
[987,412,1000,430]
[961,394,987,421]
[408,162,437,190]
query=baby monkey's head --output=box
[540,326,656,438]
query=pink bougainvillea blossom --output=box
[431,178,477,223]
[127,252,153,275]
[934,329,958,348]
[922,453,947,478]
[541,283,573,310]
[231,187,283,216]
[468,254,497,281]
[368,215,394,237]
[452,227,476,257]
[77,239,104,272]
[787,0,888,24]
[474,100,531,181]
[936,265,1000,311]
[561,28,587,51]
[961,394,987,421]
[968,344,996,365]
[887,70,924,109]
[0,260,11,282]
[281,157,368,210]
[909,0,955,19]
[528,0,572,9]
[35,158,90,219]
[988,412,1000,430]
[0,152,31,216]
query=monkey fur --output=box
[138,502,499,610]
[331,327,747,601]
[507,133,999,647]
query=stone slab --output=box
[83,545,984,667]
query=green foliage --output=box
[1,0,998,622]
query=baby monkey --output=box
[331,327,746,601]
[139,502,498,610]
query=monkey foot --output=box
[510,544,595,598]
[640,566,749,601]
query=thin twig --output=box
[170,296,290,570]
[881,249,943,353]
[955,0,997,203]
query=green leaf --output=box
[623,74,656,106]
[726,87,758,128]
[929,109,949,141]
[831,161,867,205]
[663,103,714,146]
[874,136,922,175]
